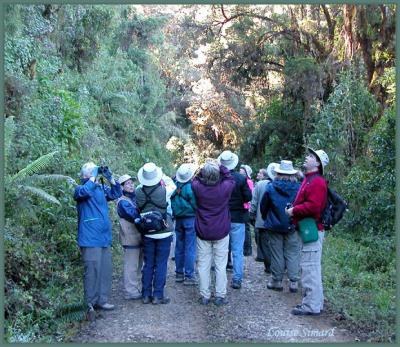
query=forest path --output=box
[73,244,356,343]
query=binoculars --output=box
[97,166,108,175]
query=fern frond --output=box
[54,302,87,323]
[19,185,61,205]
[11,151,58,183]
[26,174,77,186]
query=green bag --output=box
[298,217,319,243]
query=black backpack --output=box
[307,175,349,230]
[135,210,167,234]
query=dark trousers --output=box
[243,222,252,256]
[81,247,112,306]
[142,235,172,299]
[258,228,272,271]
[255,228,264,260]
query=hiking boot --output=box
[214,297,229,306]
[289,281,298,293]
[142,296,152,304]
[152,297,170,305]
[183,277,198,286]
[267,280,283,291]
[231,280,241,289]
[291,305,320,316]
[294,304,324,313]
[198,296,210,305]
[95,303,115,310]
[226,263,233,272]
[86,304,96,322]
[175,273,184,283]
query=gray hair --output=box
[81,162,97,178]
[259,168,268,179]
[275,173,298,182]
[201,160,220,185]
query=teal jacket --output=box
[171,181,197,218]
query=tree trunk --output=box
[343,4,356,61]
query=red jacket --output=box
[292,172,328,231]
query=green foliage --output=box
[240,98,304,166]
[307,69,378,182]
[323,236,395,342]
[339,106,395,237]
[5,4,177,342]
[54,302,87,323]
[10,151,58,183]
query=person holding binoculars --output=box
[73,162,122,321]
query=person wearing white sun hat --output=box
[260,160,301,294]
[116,174,143,301]
[171,163,198,286]
[286,147,329,316]
[250,162,279,272]
[218,150,252,290]
[135,162,172,305]
[239,164,254,258]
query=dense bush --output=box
[5,5,177,342]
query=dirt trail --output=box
[73,252,356,343]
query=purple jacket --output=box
[191,165,235,241]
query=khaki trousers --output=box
[197,235,229,299]
[300,230,325,313]
[123,246,143,298]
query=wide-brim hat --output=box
[266,162,279,180]
[307,147,329,175]
[240,164,252,178]
[218,150,239,170]
[274,160,298,175]
[176,163,198,183]
[137,162,163,186]
[118,174,133,185]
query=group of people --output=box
[74,147,330,321]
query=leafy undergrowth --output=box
[323,234,396,342]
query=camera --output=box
[97,166,108,175]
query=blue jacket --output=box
[117,191,140,223]
[260,180,300,233]
[171,181,197,218]
[74,179,122,247]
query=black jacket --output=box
[228,171,252,223]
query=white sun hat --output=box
[118,174,133,185]
[240,164,252,178]
[176,163,198,183]
[218,150,239,170]
[307,147,329,175]
[274,160,298,175]
[266,162,279,180]
[137,162,163,186]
